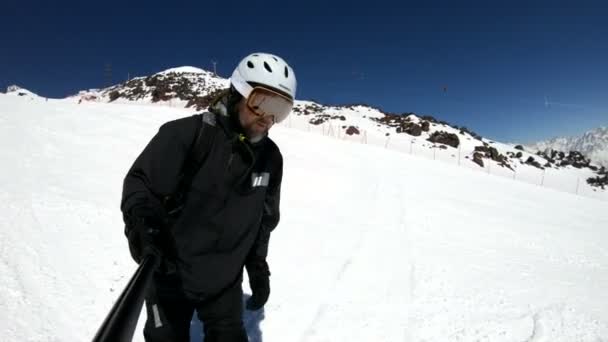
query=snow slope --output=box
[1,94,607,341]
[283,102,606,200]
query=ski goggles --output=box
[230,68,294,123]
[246,86,294,123]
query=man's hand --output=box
[125,207,165,264]
[246,259,271,311]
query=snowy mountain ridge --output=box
[287,100,608,190]
[5,85,41,99]
[22,65,604,191]
[529,127,608,168]
[91,66,229,110]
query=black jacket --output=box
[121,110,282,299]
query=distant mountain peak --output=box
[156,66,209,75]
[92,65,229,110]
[6,85,39,98]
[528,127,608,167]
[7,85,24,93]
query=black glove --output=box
[245,258,271,311]
[125,206,165,264]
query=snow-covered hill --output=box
[1,92,607,341]
[529,127,608,168]
[70,66,229,110]
[66,67,606,191]
[5,85,42,99]
[286,100,607,194]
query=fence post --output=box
[410,140,414,154]
[458,145,461,166]
[433,146,436,160]
[541,169,545,186]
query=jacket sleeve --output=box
[120,116,198,228]
[248,150,283,261]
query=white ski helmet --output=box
[230,52,297,100]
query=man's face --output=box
[237,98,275,140]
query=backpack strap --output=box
[165,112,217,217]
[183,112,216,183]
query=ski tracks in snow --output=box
[298,156,415,342]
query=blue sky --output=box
[2,0,607,143]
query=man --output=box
[121,52,296,341]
